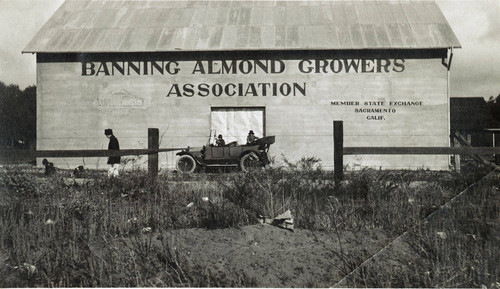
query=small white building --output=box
[24,0,461,170]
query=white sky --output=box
[0,0,499,98]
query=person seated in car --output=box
[246,130,259,145]
[215,134,226,146]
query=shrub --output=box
[0,169,40,200]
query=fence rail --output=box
[0,148,183,159]
[333,121,500,181]
[344,147,500,155]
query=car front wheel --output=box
[176,155,197,173]
[239,152,263,172]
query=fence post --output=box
[495,132,500,165]
[452,136,461,171]
[148,128,159,182]
[334,121,343,182]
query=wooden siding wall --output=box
[36,50,449,170]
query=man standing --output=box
[104,129,120,177]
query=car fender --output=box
[176,151,203,165]
[239,150,260,160]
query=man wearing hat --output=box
[104,129,120,177]
[215,134,226,146]
[246,130,259,145]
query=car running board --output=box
[205,164,239,167]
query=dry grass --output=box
[0,160,494,287]
[337,173,500,288]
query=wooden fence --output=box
[4,124,500,182]
[0,128,183,181]
[333,121,500,181]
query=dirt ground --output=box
[145,225,390,287]
[136,172,500,288]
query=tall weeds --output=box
[0,160,491,287]
[343,174,500,288]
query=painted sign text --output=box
[81,58,405,76]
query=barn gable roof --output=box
[23,0,461,53]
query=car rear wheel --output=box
[176,155,197,173]
[239,152,263,172]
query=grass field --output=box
[0,159,497,287]
[335,170,500,288]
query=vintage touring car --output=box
[175,135,275,173]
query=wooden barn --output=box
[24,0,461,170]
[450,97,490,147]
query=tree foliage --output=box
[0,81,36,149]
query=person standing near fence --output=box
[104,129,120,177]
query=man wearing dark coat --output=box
[215,134,226,146]
[246,130,259,145]
[105,129,120,177]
